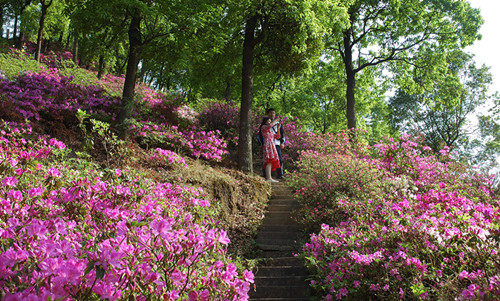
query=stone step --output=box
[271,194,295,200]
[260,250,298,258]
[258,224,302,232]
[261,214,297,225]
[250,182,311,301]
[267,199,299,206]
[257,230,302,240]
[256,238,299,248]
[259,256,304,266]
[254,266,308,277]
[257,243,297,252]
[263,210,296,219]
[267,204,300,211]
[250,285,310,299]
[250,299,311,301]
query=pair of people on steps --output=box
[259,108,285,182]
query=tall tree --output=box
[475,95,500,174]
[34,0,53,61]
[325,0,483,130]
[389,50,492,152]
[232,0,350,172]
[3,0,32,47]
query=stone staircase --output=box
[249,181,311,301]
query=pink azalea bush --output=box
[196,102,241,146]
[0,58,230,163]
[287,133,499,300]
[131,122,228,162]
[0,120,253,300]
[150,148,188,168]
[0,66,120,122]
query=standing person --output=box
[262,108,285,179]
[260,116,282,182]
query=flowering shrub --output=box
[0,120,253,300]
[196,102,241,146]
[0,66,120,122]
[151,148,188,168]
[130,122,228,162]
[288,133,499,300]
[39,50,74,69]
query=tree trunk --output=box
[237,15,258,173]
[343,28,356,130]
[35,0,52,62]
[223,78,231,101]
[66,31,71,48]
[72,33,79,64]
[13,14,18,44]
[139,60,147,83]
[97,55,105,79]
[15,1,32,48]
[0,10,3,38]
[117,8,142,138]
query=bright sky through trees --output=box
[466,0,500,95]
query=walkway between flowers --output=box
[249,181,311,301]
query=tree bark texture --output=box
[343,28,356,130]
[72,32,78,64]
[35,0,52,62]
[117,8,142,138]
[237,15,258,173]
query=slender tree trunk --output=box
[66,31,71,48]
[0,10,3,38]
[0,9,2,34]
[117,8,142,138]
[342,28,356,130]
[72,32,79,64]
[158,64,164,89]
[238,15,258,173]
[13,15,18,44]
[223,78,231,101]
[15,1,32,48]
[139,60,147,83]
[35,0,53,62]
[97,55,105,79]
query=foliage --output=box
[287,133,499,300]
[323,0,483,129]
[0,120,254,300]
[129,121,228,163]
[0,65,119,123]
[389,50,492,152]
[0,47,99,85]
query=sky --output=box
[466,0,500,95]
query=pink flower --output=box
[47,167,62,178]
[243,270,254,283]
[2,176,18,187]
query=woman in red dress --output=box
[260,117,281,182]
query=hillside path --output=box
[249,181,312,301]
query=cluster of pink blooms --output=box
[150,148,187,167]
[0,66,120,122]
[131,123,228,162]
[0,121,253,300]
[288,132,499,300]
[179,127,228,161]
